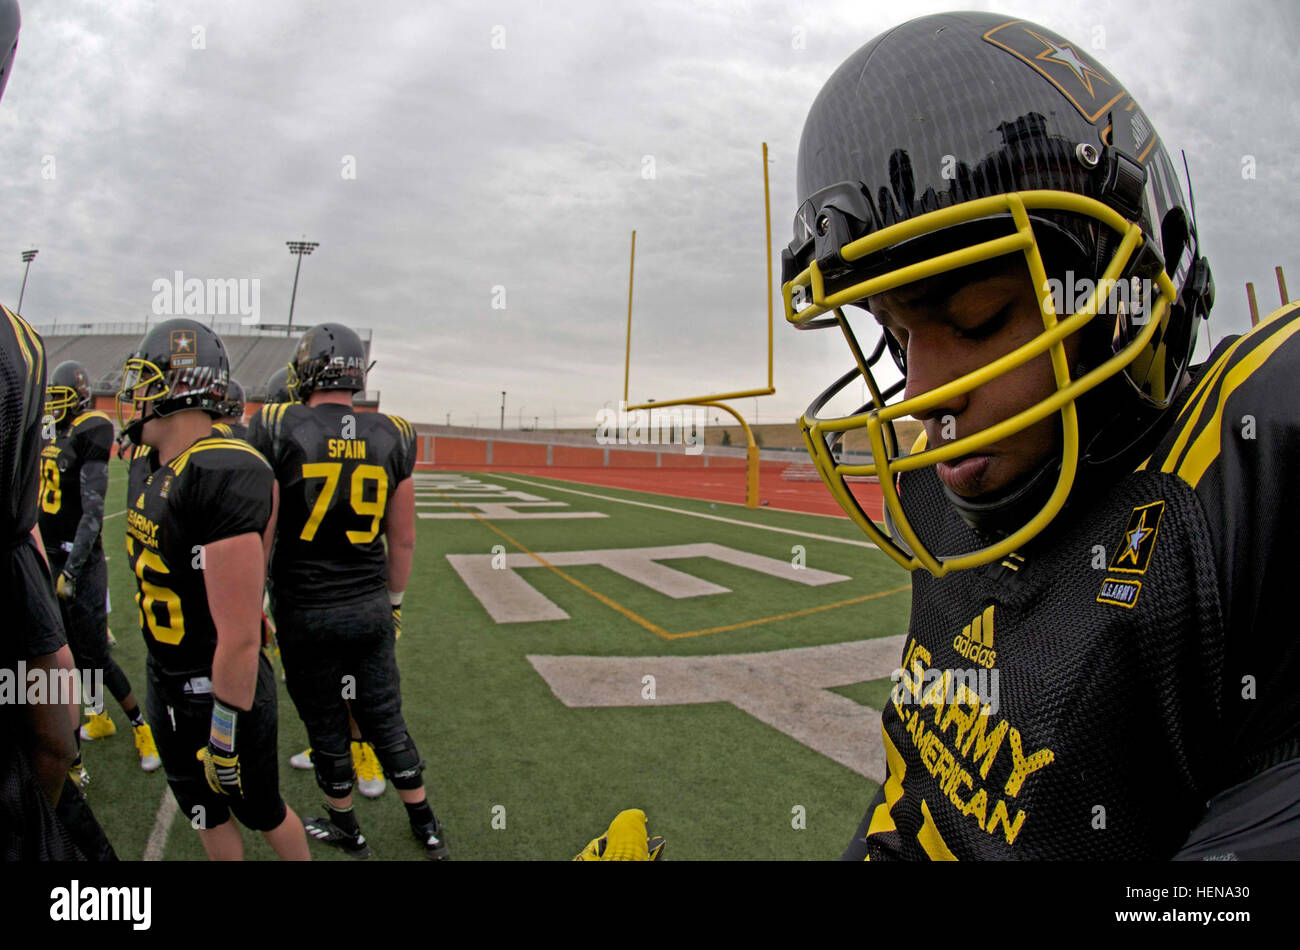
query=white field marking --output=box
[105,508,127,520]
[447,543,851,624]
[492,475,879,549]
[416,500,567,509]
[143,787,179,861]
[414,491,549,502]
[419,504,607,520]
[528,636,906,781]
[414,475,607,520]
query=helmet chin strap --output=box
[125,404,159,446]
[940,456,1061,540]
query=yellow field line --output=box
[665,584,912,640]
[449,501,672,639]
[437,492,910,643]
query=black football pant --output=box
[49,549,132,707]
[274,590,413,774]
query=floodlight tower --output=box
[286,240,319,326]
[17,248,37,312]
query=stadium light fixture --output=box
[17,248,37,313]
[286,239,320,326]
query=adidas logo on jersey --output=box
[952,605,996,669]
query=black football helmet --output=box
[264,367,293,405]
[116,318,230,444]
[783,11,1214,577]
[218,379,246,421]
[0,1,18,106]
[45,360,92,428]
[287,322,367,401]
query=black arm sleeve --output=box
[64,460,107,580]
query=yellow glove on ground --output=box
[574,809,666,861]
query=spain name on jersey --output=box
[248,402,415,607]
[125,437,274,679]
[38,410,113,552]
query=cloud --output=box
[1,0,1295,425]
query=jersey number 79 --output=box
[299,462,389,544]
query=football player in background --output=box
[40,360,160,779]
[211,378,247,440]
[118,317,308,860]
[264,366,293,407]
[248,322,446,858]
[265,344,388,798]
[783,12,1297,859]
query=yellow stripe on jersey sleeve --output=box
[1176,313,1300,487]
[4,304,39,378]
[1156,301,1300,480]
[170,438,270,475]
[71,410,113,429]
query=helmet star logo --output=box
[1026,30,1108,97]
[177,334,192,351]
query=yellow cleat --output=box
[134,723,161,772]
[79,711,116,741]
[290,748,313,770]
[68,763,90,788]
[353,741,387,798]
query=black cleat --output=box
[412,816,450,861]
[303,814,372,859]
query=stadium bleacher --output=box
[30,321,376,409]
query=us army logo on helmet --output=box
[170,329,197,368]
[984,20,1123,123]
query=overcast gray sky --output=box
[2,0,1296,427]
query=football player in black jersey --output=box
[211,378,247,440]
[40,360,160,778]
[264,366,293,406]
[249,322,448,858]
[118,317,309,860]
[0,0,119,861]
[783,12,1298,859]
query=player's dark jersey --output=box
[124,437,273,680]
[248,403,415,608]
[212,422,248,441]
[37,411,113,552]
[1,304,47,544]
[849,303,1300,861]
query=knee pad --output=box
[374,733,424,790]
[312,746,355,799]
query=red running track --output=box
[418,463,885,521]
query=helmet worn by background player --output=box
[115,317,229,444]
[264,366,293,405]
[219,379,246,421]
[783,11,1215,577]
[287,322,367,402]
[45,360,92,428]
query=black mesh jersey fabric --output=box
[859,465,1225,859]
